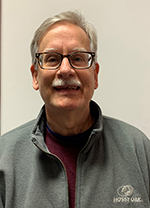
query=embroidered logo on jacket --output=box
[113,185,143,204]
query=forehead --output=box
[38,22,91,52]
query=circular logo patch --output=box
[117,185,134,197]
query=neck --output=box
[45,106,94,136]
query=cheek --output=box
[83,77,95,96]
[78,71,95,91]
[87,73,95,89]
[37,71,55,89]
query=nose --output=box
[57,57,75,79]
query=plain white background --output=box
[1,0,150,138]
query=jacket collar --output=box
[90,100,103,133]
[31,100,103,153]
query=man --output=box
[0,11,150,208]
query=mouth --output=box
[54,85,80,91]
[52,78,81,93]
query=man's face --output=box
[31,22,99,113]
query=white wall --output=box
[1,0,150,138]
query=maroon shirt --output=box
[45,125,92,208]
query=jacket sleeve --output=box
[0,172,5,208]
[138,133,150,199]
[0,199,4,208]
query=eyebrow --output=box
[72,47,87,52]
[44,48,56,52]
[44,47,87,53]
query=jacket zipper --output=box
[32,139,70,208]
[75,133,93,208]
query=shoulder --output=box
[1,119,35,138]
[102,116,150,157]
[91,100,150,150]
[0,120,36,150]
[103,115,148,139]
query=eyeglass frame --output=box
[35,51,95,70]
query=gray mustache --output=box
[52,78,81,87]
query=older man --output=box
[0,11,150,208]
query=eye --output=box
[44,54,59,63]
[43,53,61,67]
[72,54,86,62]
[74,56,83,62]
[71,53,88,66]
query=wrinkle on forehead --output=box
[38,22,91,53]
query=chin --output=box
[57,103,79,111]
[54,99,85,111]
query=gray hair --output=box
[30,10,98,69]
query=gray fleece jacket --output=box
[0,101,150,208]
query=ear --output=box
[93,63,99,89]
[30,65,39,90]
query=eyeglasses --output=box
[35,51,95,70]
